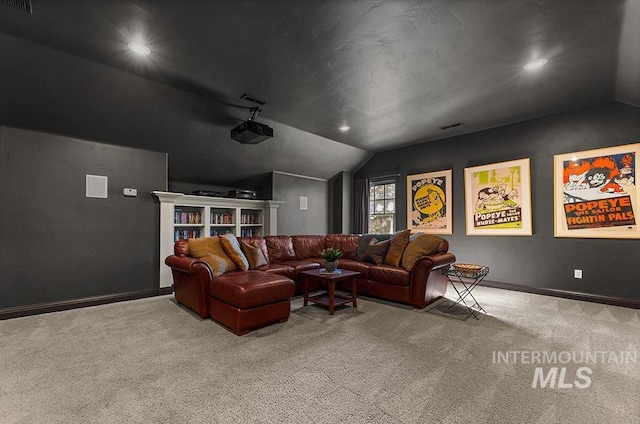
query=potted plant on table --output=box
[319,247,342,273]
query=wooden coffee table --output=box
[301,269,360,315]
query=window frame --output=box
[368,179,396,233]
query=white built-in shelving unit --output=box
[153,191,283,288]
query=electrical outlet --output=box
[574,269,583,279]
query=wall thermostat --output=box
[123,188,137,197]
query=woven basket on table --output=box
[450,263,487,278]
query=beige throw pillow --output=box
[240,241,268,269]
[401,234,444,271]
[383,229,411,267]
[200,254,234,278]
[188,237,237,277]
[220,233,250,271]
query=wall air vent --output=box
[1,0,32,13]
[439,122,464,130]
[240,94,266,106]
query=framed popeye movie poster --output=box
[407,169,452,234]
[464,158,532,236]
[554,143,640,239]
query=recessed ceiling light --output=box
[523,58,547,71]
[128,42,151,56]
[339,125,350,132]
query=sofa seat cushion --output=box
[280,259,322,276]
[368,264,410,286]
[265,235,296,262]
[256,263,295,279]
[209,270,294,309]
[334,258,372,279]
[292,235,326,259]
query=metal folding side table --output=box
[443,264,489,319]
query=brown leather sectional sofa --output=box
[165,233,455,335]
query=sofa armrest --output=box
[409,252,456,309]
[419,252,456,270]
[165,255,213,318]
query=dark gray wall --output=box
[272,172,328,235]
[231,173,274,200]
[0,127,167,309]
[170,173,274,200]
[356,102,640,300]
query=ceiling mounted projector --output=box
[230,107,273,144]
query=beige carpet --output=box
[1,286,639,423]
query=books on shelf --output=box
[174,209,202,224]
[318,269,342,275]
[210,228,233,237]
[174,228,201,241]
[172,206,262,240]
[240,212,261,224]
[241,228,260,237]
[211,212,233,224]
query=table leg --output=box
[328,280,335,315]
[303,276,309,306]
[445,275,486,319]
[351,277,357,308]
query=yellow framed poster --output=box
[554,143,640,238]
[407,169,452,234]
[464,158,532,236]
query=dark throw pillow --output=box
[363,238,391,265]
[355,233,392,261]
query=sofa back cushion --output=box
[292,235,326,259]
[383,229,411,267]
[325,234,360,259]
[265,235,297,262]
[401,234,446,271]
[237,236,270,263]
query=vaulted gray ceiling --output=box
[1,0,638,185]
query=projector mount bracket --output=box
[249,107,262,121]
